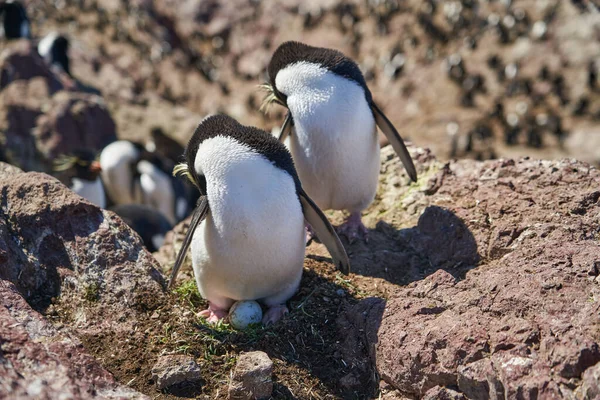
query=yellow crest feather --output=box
[258,83,283,113]
[52,155,77,172]
[173,162,194,183]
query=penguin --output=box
[261,41,417,241]
[0,1,30,40]
[99,140,190,225]
[167,115,349,325]
[146,126,185,163]
[54,150,106,209]
[37,32,71,76]
[109,204,172,253]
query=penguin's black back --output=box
[267,41,372,103]
[185,115,301,193]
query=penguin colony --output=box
[2,4,417,326]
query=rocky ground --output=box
[2,0,600,399]
[2,0,600,171]
[2,146,600,399]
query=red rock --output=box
[374,156,600,397]
[0,164,164,398]
[0,282,147,399]
[0,40,63,93]
[33,91,117,162]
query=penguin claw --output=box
[262,305,289,325]
[198,305,229,324]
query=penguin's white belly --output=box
[279,62,380,212]
[191,211,305,304]
[189,136,306,305]
[71,177,106,209]
[290,119,379,213]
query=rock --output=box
[0,163,165,398]
[423,386,467,400]
[0,282,148,399]
[151,355,202,390]
[336,297,385,395]
[0,40,63,93]
[0,78,48,171]
[457,358,504,400]
[579,362,600,399]
[0,78,116,173]
[228,351,273,400]
[32,91,117,163]
[375,156,600,397]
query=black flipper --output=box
[371,102,418,182]
[167,195,209,288]
[278,112,293,142]
[298,188,350,275]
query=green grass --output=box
[173,279,203,308]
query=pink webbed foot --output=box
[198,303,229,324]
[337,212,369,243]
[262,304,289,325]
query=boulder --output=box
[0,40,63,93]
[374,155,600,397]
[33,91,117,162]
[0,282,148,399]
[0,78,47,171]
[0,78,116,173]
[0,163,164,399]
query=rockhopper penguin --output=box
[53,150,106,209]
[262,41,417,241]
[99,140,190,225]
[167,115,350,325]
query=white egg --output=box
[228,300,263,329]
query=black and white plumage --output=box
[263,41,417,241]
[54,149,106,209]
[37,32,71,76]
[0,1,30,40]
[99,140,190,225]
[109,204,172,253]
[168,115,349,325]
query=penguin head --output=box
[261,41,370,112]
[174,115,299,194]
[54,149,102,182]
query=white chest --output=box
[71,177,106,209]
[275,62,380,211]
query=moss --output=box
[83,282,100,302]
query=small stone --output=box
[423,386,467,400]
[339,372,360,389]
[228,351,273,400]
[151,355,202,390]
